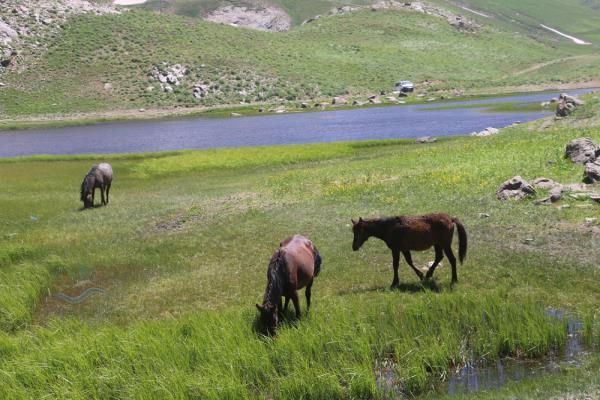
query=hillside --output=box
[435,0,600,45]
[1,3,600,119]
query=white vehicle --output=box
[395,80,414,93]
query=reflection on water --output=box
[374,310,591,398]
[445,310,589,396]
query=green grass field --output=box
[1,98,599,398]
[435,0,600,45]
[2,4,600,119]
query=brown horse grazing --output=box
[351,213,467,286]
[256,235,322,334]
[80,163,113,209]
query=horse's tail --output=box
[313,246,322,277]
[452,218,467,264]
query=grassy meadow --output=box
[1,100,600,398]
[434,0,600,45]
[2,6,600,119]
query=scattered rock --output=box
[0,1,117,71]
[565,137,598,164]
[496,176,536,201]
[300,102,309,109]
[231,112,242,117]
[533,177,556,189]
[204,5,291,32]
[151,63,187,93]
[385,96,398,102]
[370,1,479,31]
[103,82,113,91]
[332,96,348,105]
[564,183,591,192]
[583,160,600,183]
[352,100,365,106]
[0,20,18,39]
[556,93,585,117]
[369,96,382,104]
[415,136,436,144]
[471,127,499,137]
[329,5,361,15]
[301,15,321,25]
[478,213,490,218]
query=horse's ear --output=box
[351,218,356,225]
[359,217,363,222]
[256,304,263,312]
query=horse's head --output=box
[256,303,278,335]
[351,217,368,251]
[81,174,94,208]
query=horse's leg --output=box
[291,290,301,318]
[283,297,290,313]
[100,185,106,206]
[106,183,110,204]
[278,297,284,320]
[443,246,458,284]
[91,188,95,206]
[425,246,444,281]
[391,249,400,288]
[402,250,424,280]
[305,281,313,311]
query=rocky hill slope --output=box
[1,1,599,118]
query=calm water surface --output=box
[0,89,595,157]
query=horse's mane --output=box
[262,249,286,307]
[80,166,97,201]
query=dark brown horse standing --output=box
[351,213,467,286]
[80,163,113,209]
[256,235,322,334]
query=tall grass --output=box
[0,293,565,398]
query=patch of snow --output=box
[540,24,592,45]
[113,0,147,5]
[459,6,490,18]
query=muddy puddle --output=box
[376,309,591,398]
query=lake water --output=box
[0,89,595,157]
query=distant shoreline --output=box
[1,82,598,132]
